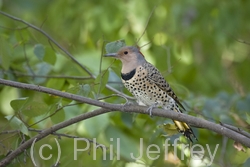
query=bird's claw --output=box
[146,106,154,117]
[146,102,158,117]
[124,100,133,106]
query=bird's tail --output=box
[173,120,197,142]
[171,106,197,142]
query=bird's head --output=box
[104,46,146,73]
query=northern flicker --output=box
[104,46,196,142]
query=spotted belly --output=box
[123,79,176,111]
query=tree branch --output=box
[1,78,250,149]
[0,107,111,166]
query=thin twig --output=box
[0,70,93,80]
[28,128,104,147]
[18,31,35,77]
[0,130,20,135]
[0,10,93,77]
[28,103,81,127]
[0,11,134,100]
[0,25,28,30]
[140,41,152,49]
[0,133,19,143]
[219,136,228,166]
[228,33,250,45]
[40,16,48,29]
[220,122,250,139]
[235,39,250,45]
[0,128,105,150]
[136,6,157,45]
[98,94,130,104]
[97,41,106,98]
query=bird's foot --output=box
[146,102,158,117]
[124,100,134,106]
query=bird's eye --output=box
[124,51,128,55]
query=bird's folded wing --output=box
[143,62,186,111]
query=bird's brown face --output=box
[104,46,141,63]
[104,46,146,73]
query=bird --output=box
[104,46,197,142]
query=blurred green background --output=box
[0,0,250,166]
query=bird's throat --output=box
[121,68,136,81]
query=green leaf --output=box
[15,29,30,43]
[34,62,52,84]
[43,47,57,65]
[231,149,250,165]
[121,112,133,128]
[10,95,48,118]
[46,78,65,90]
[34,44,45,60]
[159,123,179,136]
[94,70,109,95]
[50,105,65,124]
[246,113,250,125]
[60,97,73,106]
[10,97,29,112]
[21,101,48,118]
[67,86,79,95]
[68,84,91,97]
[84,114,109,137]
[5,115,28,135]
[105,125,138,161]
[80,84,91,97]
[105,40,126,53]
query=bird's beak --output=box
[104,53,118,58]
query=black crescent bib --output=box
[121,69,136,81]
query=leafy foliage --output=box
[0,0,250,166]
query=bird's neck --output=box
[121,59,146,74]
